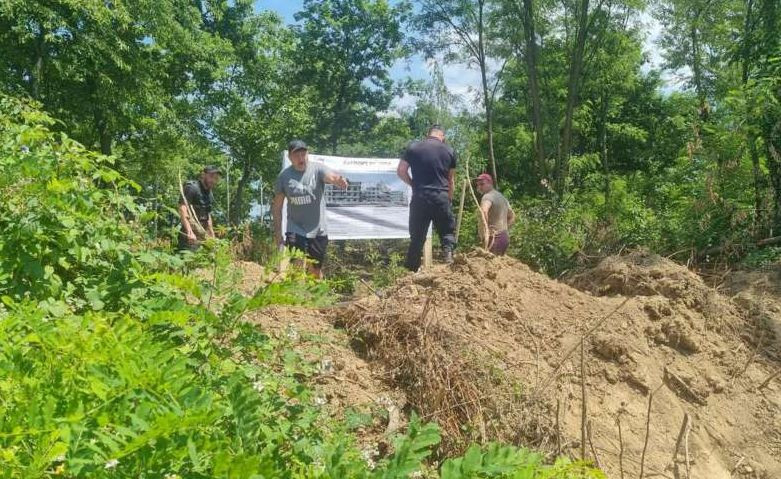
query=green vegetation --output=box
[3,0,780,272]
[1,0,779,474]
[0,98,600,478]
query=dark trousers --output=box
[489,231,510,255]
[405,189,456,271]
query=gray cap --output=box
[288,140,308,153]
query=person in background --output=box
[272,140,348,278]
[397,125,457,270]
[178,166,221,251]
[475,173,515,255]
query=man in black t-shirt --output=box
[178,166,221,251]
[397,125,457,271]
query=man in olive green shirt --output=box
[475,173,515,255]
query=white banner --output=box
[281,152,418,240]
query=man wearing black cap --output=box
[272,140,348,278]
[397,125,457,270]
[178,166,221,251]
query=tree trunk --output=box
[689,20,708,121]
[477,0,498,184]
[31,29,46,100]
[742,0,764,230]
[94,108,112,155]
[557,0,590,194]
[231,159,252,226]
[765,119,781,229]
[760,0,780,229]
[522,0,546,182]
[598,92,609,201]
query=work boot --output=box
[442,247,454,264]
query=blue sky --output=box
[254,0,299,23]
[253,1,672,110]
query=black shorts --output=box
[285,233,328,267]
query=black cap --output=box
[288,140,308,153]
[202,165,223,175]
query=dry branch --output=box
[617,409,626,479]
[758,368,781,390]
[587,420,602,469]
[669,413,691,478]
[639,384,664,478]
[580,337,588,460]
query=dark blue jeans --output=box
[405,189,456,271]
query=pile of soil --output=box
[337,250,781,478]
[722,263,781,348]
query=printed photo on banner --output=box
[281,152,419,240]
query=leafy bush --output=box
[0,96,182,314]
[441,444,605,479]
[0,97,604,478]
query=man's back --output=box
[183,179,213,223]
[482,189,511,233]
[403,138,456,191]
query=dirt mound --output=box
[723,264,781,348]
[568,250,737,323]
[340,251,781,478]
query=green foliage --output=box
[0,95,180,312]
[294,0,411,154]
[0,98,598,479]
[440,443,604,479]
[742,247,781,268]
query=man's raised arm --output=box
[324,171,349,189]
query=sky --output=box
[253,1,673,110]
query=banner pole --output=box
[423,236,433,269]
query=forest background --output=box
[2,0,781,274]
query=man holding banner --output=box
[397,125,457,271]
[272,140,349,278]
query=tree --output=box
[294,0,410,154]
[201,4,314,225]
[555,0,608,193]
[756,0,781,228]
[520,0,546,179]
[0,0,229,159]
[416,0,503,183]
[654,0,730,119]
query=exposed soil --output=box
[721,263,781,350]
[238,250,781,478]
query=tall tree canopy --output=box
[293,0,410,154]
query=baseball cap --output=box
[203,165,223,175]
[475,173,493,184]
[288,140,308,153]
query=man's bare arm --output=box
[478,199,492,248]
[507,205,517,226]
[271,192,286,247]
[324,171,349,189]
[207,215,215,238]
[448,169,456,201]
[179,203,193,234]
[396,160,412,186]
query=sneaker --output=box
[442,248,454,264]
